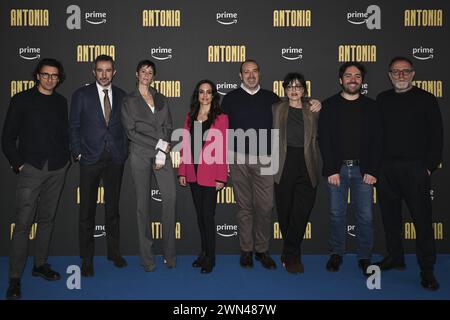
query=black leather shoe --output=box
[283,255,303,274]
[108,255,127,268]
[32,263,60,281]
[420,271,439,291]
[240,251,253,268]
[255,251,276,270]
[81,259,94,277]
[201,257,214,274]
[6,278,21,300]
[358,259,371,277]
[192,253,206,268]
[326,254,343,272]
[374,256,406,271]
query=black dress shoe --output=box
[108,256,127,268]
[420,271,440,291]
[255,252,276,270]
[240,251,253,268]
[358,259,371,277]
[374,256,406,271]
[81,259,94,277]
[32,263,61,281]
[326,254,343,272]
[201,258,213,274]
[192,253,206,268]
[6,278,21,300]
[283,255,303,274]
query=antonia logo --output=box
[151,189,162,202]
[19,47,40,60]
[412,47,434,60]
[94,225,106,238]
[66,5,107,30]
[216,224,238,237]
[151,47,173,60]
[216,11,238,25]
[282,47,303,60]
[347,5,381,30]
[216,82,238,95]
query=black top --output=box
[286,106,304,147]
[222,87,280,155]
[339,96,362,159]
[190,120,211,173]
[376,86,443,170]
[2,86,70,171]
[318,93,382,178]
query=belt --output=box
[343,159,360,166]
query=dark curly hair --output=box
[32,58,66,86]
[188,79,222,129]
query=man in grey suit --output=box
[121,60,176,271]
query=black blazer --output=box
[69,83,128,165]
[318,93,382,178]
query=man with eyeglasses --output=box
[375,56,443,291]
[318,62,382,277]
[2,58,70,299]
[69,54,128,277]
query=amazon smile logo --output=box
[151,47,173,60]
[85,11,107,25]
[94,225,106,238]
[412,47,435,60]
[19,47,41,60]
[216,11,238,25]
[346,5,381,29]
[281,47,303,61]
[216,224,238,237]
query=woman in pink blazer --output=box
[178,79,228,274]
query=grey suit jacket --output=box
[121,87,173,158]
[272,99,321,187]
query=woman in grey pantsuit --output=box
[121,60,176,272]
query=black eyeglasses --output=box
[286,85,303,91]
[39,72,59,80]
[389,69,414,77]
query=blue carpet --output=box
[1,255,449,300]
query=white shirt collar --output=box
[240,83,260,95]
[96,82,112,93]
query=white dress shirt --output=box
[96,82,113,117]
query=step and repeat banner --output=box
[1,0,448,256]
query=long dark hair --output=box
[188,79,222,129]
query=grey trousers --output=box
[9,162,68,279]
[129,153,176,268]
[229,161,274,253]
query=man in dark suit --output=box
[2,58,70,299]
[69,54,128,277]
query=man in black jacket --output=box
[318,62,382,277]
[69,55,128,277]
[375,57,443,291]
[2,58,70,300]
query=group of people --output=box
[1,55,443,300]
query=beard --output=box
[342,83,361,95]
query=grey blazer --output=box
[121,86,173,158]
[272,99,321,187]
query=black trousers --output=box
[377,160,436,272]
[189,182,218,265]
[79,151,124,260]
[274,147,317,258]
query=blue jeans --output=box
[327,165,373,260]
